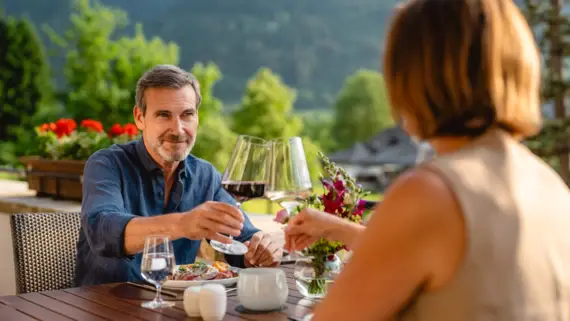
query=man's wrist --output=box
[170,213,186,239]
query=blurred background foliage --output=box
[1,0,569,193]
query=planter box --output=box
[19,157,86,201]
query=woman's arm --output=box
[324,217,367,248]
[310,168,466,321]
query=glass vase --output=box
[293,254,342,299]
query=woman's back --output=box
[402,129,570,320]
[302,1,570,319]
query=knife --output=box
[126,282,180,298]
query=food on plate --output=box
[171,261,238,281]
[213,261,229,272]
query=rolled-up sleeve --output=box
[81,152,137,258]
[212,171,260,267]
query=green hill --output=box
[4,0,400,110]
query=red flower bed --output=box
[108,123,139,138]
[34,118,141,160]
[80,119,104,133]
[38,119,139,139]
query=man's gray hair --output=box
[135,64,202,114]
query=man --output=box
[75,64,282,286]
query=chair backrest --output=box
[10,212,81,294]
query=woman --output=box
[285,0,570,320]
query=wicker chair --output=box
[10,212,81,294]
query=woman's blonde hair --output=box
[384,0,542,139]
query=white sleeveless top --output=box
[400,129,570,321]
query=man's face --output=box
[134,85,198,164]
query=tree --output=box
[523,0,570,183]
[301,111,336,152]
[232,67,321,181]
[331,69,393,151]
[189,62,237,171]
[0,16,52,140]
[191,62,223,123]
[45,0,179,126]
[5,0,401,111]
[0,15,53,165]
[231,67,302,139]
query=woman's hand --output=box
[284,208,328,251]
[284,208,365,251]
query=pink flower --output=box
[353,199,367,217]
[333,180,345,192]
[322,179,346,214]
[274,209,289,224]
[321,179,332,191]
[322,194,344,214]
[322,179,345,194]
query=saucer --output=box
[235,304,288,314]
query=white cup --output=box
[237,268,288,311]
[183,286,202,317]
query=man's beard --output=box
[153,133,195,163]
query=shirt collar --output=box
[135,138,188,178]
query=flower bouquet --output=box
[35,118,140,160]
[275,152,370,298]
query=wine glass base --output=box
[210,239,248,255]
[141,300,175,309]
[288,252,306,260]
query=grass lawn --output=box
[241,185,383,215]
[0,172,22,181]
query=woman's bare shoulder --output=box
[378,166,459,220]
[369,166,467,289]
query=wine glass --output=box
[140,235,176,309]
[266,137,313,258]
[210,135,269,255]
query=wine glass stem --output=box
[224,201,242,250]
[154,284,163,304]
[284,207,302,259]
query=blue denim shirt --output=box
[75,139,260,286]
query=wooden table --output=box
[0,265,316,320]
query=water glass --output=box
[140,235,176,309]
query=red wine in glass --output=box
[211,135,269,256]
[222,181,267,205]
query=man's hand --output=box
[244,232,283,267]
[179,201,244,244]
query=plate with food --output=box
[163,261,240,289]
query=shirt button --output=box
[158,191,164,197]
